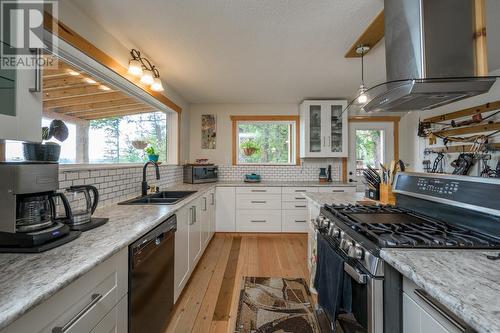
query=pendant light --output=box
[356,45,370,104]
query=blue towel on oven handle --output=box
[313,233,352,329]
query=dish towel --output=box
[314,233,352,329]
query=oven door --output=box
[319,236,383,333]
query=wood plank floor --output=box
[165,233,310,333]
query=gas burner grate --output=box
[323,204,500,249]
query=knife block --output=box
[379,184,396,205]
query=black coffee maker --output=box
[0,162,80,253]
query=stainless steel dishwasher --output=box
[129,214,176,333]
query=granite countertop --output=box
[303,192,500,333]
[0,180,355,330]
[381,249,500,333]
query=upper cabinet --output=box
[0,43,42,143]
[300,100,348,158]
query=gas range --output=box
[315,173,500,276]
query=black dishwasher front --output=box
[129,214,176,333]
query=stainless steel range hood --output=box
[360,0,497,113]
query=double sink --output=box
[118,191,197,205]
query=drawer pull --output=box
[294,189,306,192]
[294,220,307,223]
[251,189,267,192]
[331,190,345,193]
[53,293,103,333]
[294,197,306,200]
[251,220,267,223]
[251,200,267,204]
[295,205,307,208]
[414,289,467,332]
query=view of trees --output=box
[238,122,292,164]
[355,129,382,174]
[89,111,167,163]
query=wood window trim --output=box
[346,116,400,182]
[43,11,182,114]
[230,115,300,166]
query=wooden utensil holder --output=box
[379,183,396,205]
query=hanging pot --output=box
[242,147,257,156]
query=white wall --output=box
[188,103,299,164]
[399,71,500,175]
[57,1,190,163]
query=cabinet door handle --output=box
[294,220,307,223]
[331,190,344,193]
[294,189,306,192]
[251,220,267,223]
[29,48,42,92]
[210,193,215,205]
[294,197,306,200]
[294,205,307,208]
[414,289,467,332]
[203,197,207,211]
[251,200,267,204]
[323,137,325,147]
[193,206,197,223]
[328,136,331,147]
[251,189,267,192]
[52,293,103,333]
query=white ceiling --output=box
[68,0,386,104]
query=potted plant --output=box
[23,119,69,162]
[241,140,260,156]
[145,145,159,162]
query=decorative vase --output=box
[148,154,159,162]
[242,147,257,156]
[23,143,61,162]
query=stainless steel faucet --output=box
[142,161,160,196]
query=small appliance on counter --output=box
[244,173,261,183]
[0,162,80,253]
[183,164,218,183]
[59,185,109,231]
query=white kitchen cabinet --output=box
[0,52,42,142]
[216,187,236,232]
[282,210,309,232]
[403,277,465,333]
[208,189,216,239]
[236,194,282,210]
[236,210,282,232]
[188,197,202,269]
[307,201,321,271]
[2,249,127,333]
[200,194,210,249]
[300,100,348,158]
[174,205,190,303]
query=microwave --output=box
[183,165,218,184]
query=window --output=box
[355,129,385,176]
[89,111,167,163]
[231,116,299,165]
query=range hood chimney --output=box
[362,0,496,112]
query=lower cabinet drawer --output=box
[90,296,127,333]
[3,249,127,333]
[282,210,309,232]
[236,194,281,210]
[236,210,281,232]
[282,187,319,194]
[282,193,309,202]
[318,187,356,193]
[282,201,309,210]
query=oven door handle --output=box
[344,262,368,284]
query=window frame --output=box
[230,115,300,166]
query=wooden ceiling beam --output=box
[43,76,93,89]
[65,103,149,117]
[47,97,137,113]
[43,86,117,101]
[345,10,385,58]
[43,91,127,109]
[81,108,157,120]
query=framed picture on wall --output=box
[201,114,216,149]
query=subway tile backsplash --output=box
[58,160,341,209]
[59,165,183,208]
[217,159,342,182]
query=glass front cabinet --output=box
[299,100,348,158]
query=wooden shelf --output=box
[425,143,500,154]
[433,122,500,137]
[423,101,500,123]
